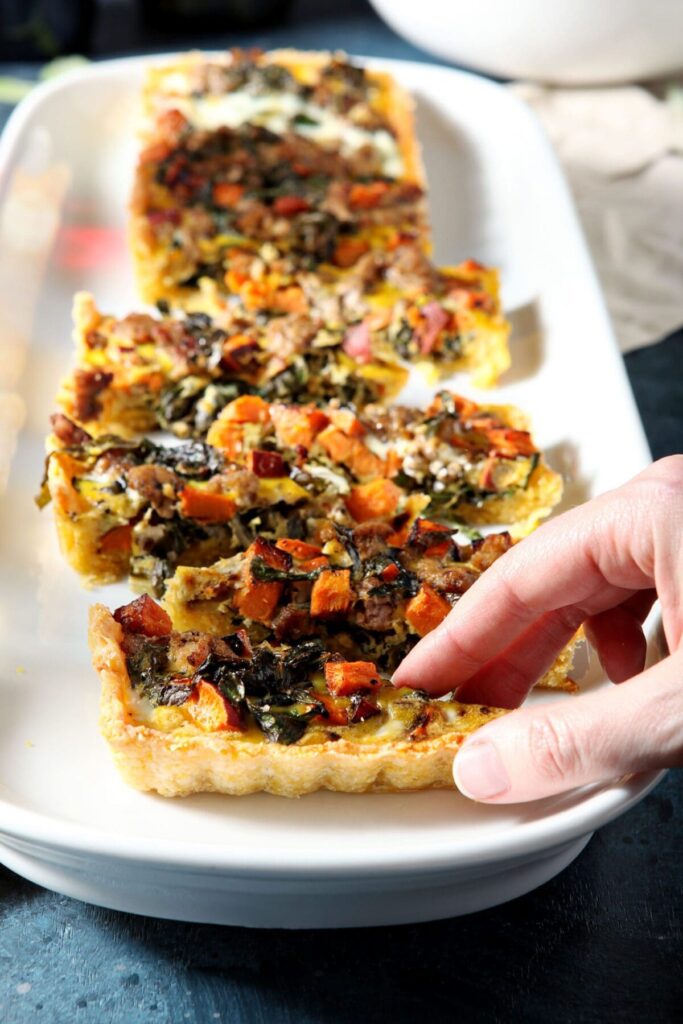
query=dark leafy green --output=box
[192,637,326,744]
[250,557,319,584]
[248,704,318,745]
[364,553,419,599]
[124,635,194,707]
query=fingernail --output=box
[453,741,510,800]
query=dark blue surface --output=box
[1,6,682,1022]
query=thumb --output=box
[453,649,683,803]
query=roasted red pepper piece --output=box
[246,449,289,478]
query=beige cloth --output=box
[510,82,683,352]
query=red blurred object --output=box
[55,225,127,270]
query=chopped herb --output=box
[292,112,320,127]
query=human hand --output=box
[393,456,683,802]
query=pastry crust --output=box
[90,604,507,797]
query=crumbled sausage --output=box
[469,532,513,571]
[272,605,315,642]
[126,464,180,518]
[71,368,113,422]
[49,413,91,447]
[352,521,393,559]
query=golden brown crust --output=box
[90,604,507,798]
[46,449,128,584]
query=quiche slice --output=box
[40,391,561,588]
[131,49,428,308]
[204,390,563,528]
[188,247,511,392]
[90,595,508,797]
[58,271,508,443]
[164,524,515,666]
[58,292,408,438]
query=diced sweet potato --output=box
[271,285,308,314]
[179,487,236,522]
[327,408,366,437]
[114,595,172,638]
[423,540,451,558]
[383,449,403,479]
[246,449,288,478]
[345,479,402,523]
[351,697,381,723]
[187,681,243,732]
[223,394,271,424]
[407,518,452,557]
[380,562,400,583]
[235,539,290,624]
[405,584,452,637]
[348,181,390,209]
[324,661,382,696]
[425,392,478,421]
[332,237,370,268]
[310,569,352,618]
[315,692,350,726]
[299,556,329,572]
[213,182,245,207]
[276,538,323,559]
[316,427,384,479]
[270,404,329,450]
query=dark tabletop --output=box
[1,3,682,1022]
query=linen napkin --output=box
[510,82,683,352]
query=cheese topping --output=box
[158,89,404,178]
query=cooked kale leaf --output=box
[250,557,319,584]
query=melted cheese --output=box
[164,88,404,179]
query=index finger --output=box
[392,476,656,695]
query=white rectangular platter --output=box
[0,55,660,928]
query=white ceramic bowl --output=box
[370,0,683,84]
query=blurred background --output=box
[0,0,399,61]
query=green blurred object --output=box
[0,0,94,60]
[140,0,294,31]
[0,55,90,108]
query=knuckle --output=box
[528,713,584,783]
[643,456,683,497]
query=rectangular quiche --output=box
[39,391,562,588]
